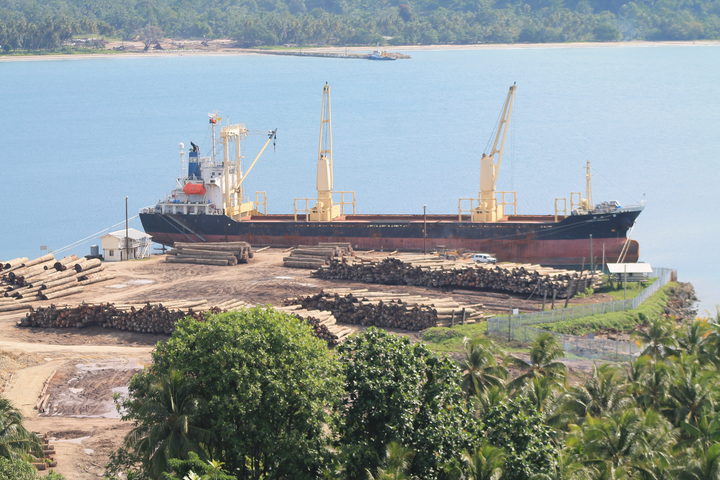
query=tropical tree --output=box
[338,328,475,480]
[161,451,236,480]
[508,332,567,391]
[481,396,557,480]
[551,364,630,427]
[461,443,506,480]
[675,443,720,480]
[460,337,507,398]
[0,397,41,460]
[112,308,343,480]
[366,442,414,480]
[663,353,716,429]
[113,369,209,479]
[0,457,38,480]
[635,318,678,359]
[566,408,675,477]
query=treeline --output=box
[1,0,719,50]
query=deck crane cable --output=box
[483,98,505,156]
[49,215,140,255]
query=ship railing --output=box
[486,267,675,361]
[457,192,517,221]
[336,191,357,216]
[292,192,357,221]
[255,191,267,215]
[149,202,224,216]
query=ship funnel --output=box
[188,142,201,179]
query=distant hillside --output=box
[1,0,718,51]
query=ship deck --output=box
[242,214,562,224]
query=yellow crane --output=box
[459,84,518,222]
[295,83,356,221]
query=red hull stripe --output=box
[148,232,639,266]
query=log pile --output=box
[283,242,353,269]
[314,256,601,299]
[285,288,486,331]
[166,242,253,266]
[0,254,114,311]
[16,300,342,346]
[276,305,355,345]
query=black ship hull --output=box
[140,208,641,266]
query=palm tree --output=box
[524,375,563,412]
[461,443,506,480]
[678,319,711,359]
[366,441,414,480]
[664,353,716,429]
[0,397,42,460]
[552,364,630,428]
[626,356,671,411]
[681,414,720,453]
[508,332,566,391]
[461,337,507,398]
[635,318,678,359]
[122,370,209,478]
[530,450,596,480]
[676,443,720,480]
[568,408,675,477]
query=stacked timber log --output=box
[315,256,601,299]
[17,300,240,334]
[276,305,355,345]
[0,254,114,310]
[16,300,341,346]
[283,242,353,269]
[166,242,253,266]
[285,288,486,331]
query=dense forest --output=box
[0,0,719,52]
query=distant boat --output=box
[367,50,396,61]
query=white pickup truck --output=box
[471,253,497,264]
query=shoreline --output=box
[1,39,718,62]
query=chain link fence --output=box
[487,267,675,361]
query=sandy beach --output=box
[1,38,718,62]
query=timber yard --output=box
[0,245,676,479]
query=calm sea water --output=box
[1,45,718,312]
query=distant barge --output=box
[140,85,642,266]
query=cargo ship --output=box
[140,85,643,266]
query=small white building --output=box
[101,228,152,261]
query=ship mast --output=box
[472,84,517,223]
[584,160,593,211]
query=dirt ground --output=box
[0,249,608,478]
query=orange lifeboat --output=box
[183,183,206,195]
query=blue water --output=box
[2,45,718,312]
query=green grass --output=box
[536,282,676,336]
[420,320,487,353]
[596,277,657,300]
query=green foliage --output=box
[461,337,507,398]
[2,0,720,52]
[113,308,342,480]
[481,396,558,480]
[420,322,488,353]
[161,451,237,479]
[0,457,37,480]
[507,332,567,391]
[0,397,42,460]
[365,441,414,480]
[537,282,676,335]
[337,328,476,480]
